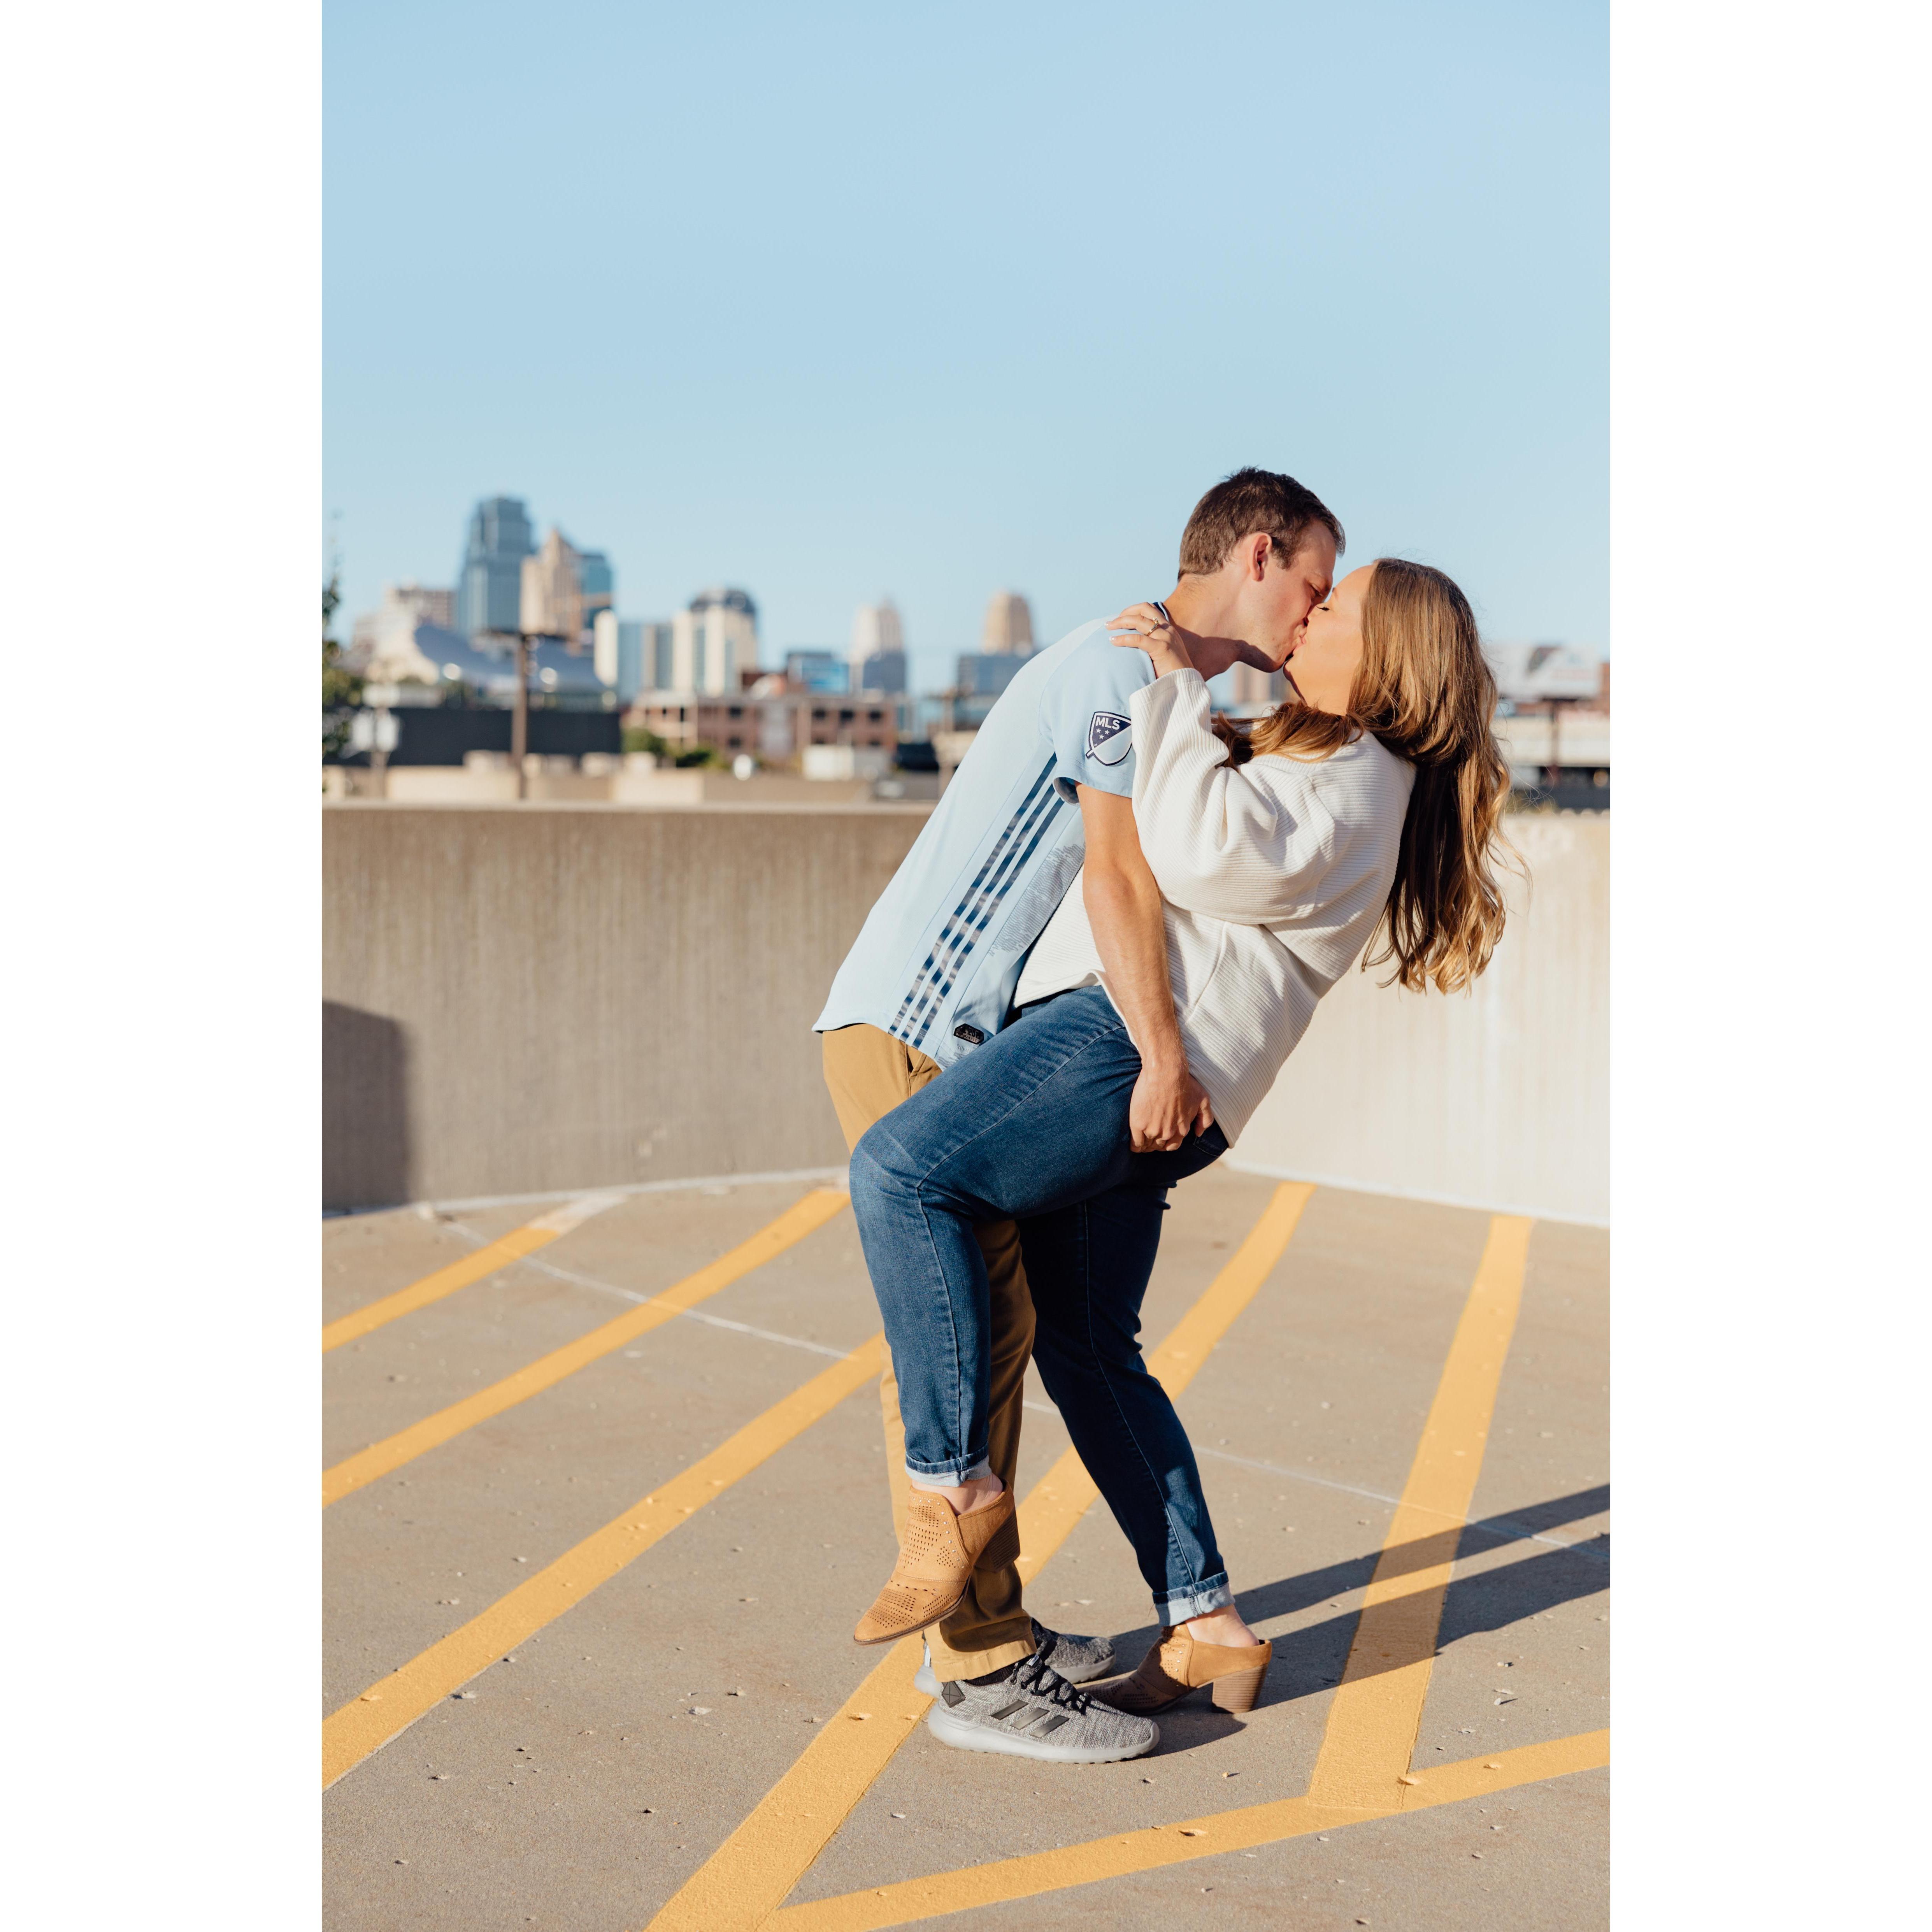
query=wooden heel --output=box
[1211,1663,1267,1714]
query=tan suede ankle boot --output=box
[853,1488,1019,1645]
[1100,1625,1272,1715]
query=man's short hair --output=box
[1178,467,1345,578]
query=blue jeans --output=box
[849,986,1235,1622]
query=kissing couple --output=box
[816,466,1513,1764]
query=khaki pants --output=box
[822,1024,1038,1681]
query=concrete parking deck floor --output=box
[323,1168,1607,1931]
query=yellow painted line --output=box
[668,1205,1556,1932]
[765,1731,1608,1932]
[644,1631,931,1932]
[322,1191,628,1352]
[645,1183,1316,1932]
[323,1189,850,1506]
[1144,1182,1318,1395]
[323,1332,884,1789]
[1307,1214,1534,1814]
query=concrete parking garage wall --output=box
[1229,812,1608,1223]
[323,803,1607,1221]
[322,802,930,1209]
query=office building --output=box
[954,653,1027,700]
[578,549,615,639]
[1484,643,1603,705]
[849,598,907,693]
[594,613,673,702]
[593,611,627,697]
[852,650,907,696]
[626,691,898,760]
[785,650,848,693]
[640,621,675,691]
[670,586,759,695]
[521,528,586,643]
[981,591,1035,655]
[454,496,536,637]
[851,597,904,657]
[351,583,456,664]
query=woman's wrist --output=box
[1109,602,1195,680]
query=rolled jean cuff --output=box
[1155,1576,1234,1622]
[905,1454,993,1484]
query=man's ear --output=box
[1246,531,1274,582]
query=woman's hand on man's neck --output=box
[1160,579,1275,680]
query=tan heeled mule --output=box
[1100,1625,1273,1715]
[853,1488,1019,1645]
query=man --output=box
[816,467,1341,1760]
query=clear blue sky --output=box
[325,0,1606,688]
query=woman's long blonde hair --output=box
[1218,557,1516,992]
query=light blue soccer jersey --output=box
[814,618,1156,1068]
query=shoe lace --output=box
[1014,1649,1091,1714]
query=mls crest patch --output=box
[1085,711,1132,765]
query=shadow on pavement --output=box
[1092,1483,1611,1723]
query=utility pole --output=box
[512,631,532,800]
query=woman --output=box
[846,558,1514,1743]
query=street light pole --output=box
[512,631,531,800]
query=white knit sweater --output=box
[1013,669,1415,1142]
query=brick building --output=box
[624,689,899,761]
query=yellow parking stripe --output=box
[322,1191,626,1352]
[768,1731,1609,1931]
[1307,1214,1533,1813]
[323,1333,884,1788]
[646,1183,1316,1932]
[323,1189,849,1506]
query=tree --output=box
[620,725,719,768]
[323,562,362,756]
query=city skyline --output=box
[347,486,1601,712]
[347,495,1053,694]
[340,469,1611,696]
[325,3,1607,695]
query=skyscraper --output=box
[639,621,674,691]
[454,496,536,637]
[595,614,673,700]
[981,591,1035,655]
[851,597,907,695]
[671,586,759,694]
[520,528,583,641]
[578,549,615,639]
[851,598,904,658]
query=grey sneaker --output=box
[1030,1618,1115,1685]
[912,1620,1114,1697]
[925,1651,1159,1764]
